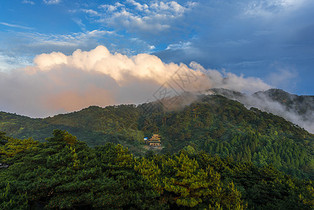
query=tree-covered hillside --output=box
[208,88,314,133]
[140,95,314,179]
[0,130,313,209]
[0,94,313,178]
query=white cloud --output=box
[127,0,149,11]
[0,28,157,72]
[22,0,35,5]
[81,9,99,16]
[166,41,192,50]
[31,45,190,84]
[129,37,156,53]
[17,30,115,50]
[108,8,171,31]
[0,30,117,74]
[0,46,206,117]
[150,1,185,14]
[43,0,61,5]
[0,22,33,30]
[0,46,273,117]
[99,2,124,12]
[190,62,271,93]
[96,1,197,33]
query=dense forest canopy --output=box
[0,130,313,209]
[0,91,313,208]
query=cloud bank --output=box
[0,45,271,118]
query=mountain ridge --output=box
[1,91,313,178]
[207,88,314,133]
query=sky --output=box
[0,0,314,117]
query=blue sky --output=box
[0,0,314,97]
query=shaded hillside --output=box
[253,88,314,116]
[208,88,314,133]
[0,94,313,178]
[208,88,314,117]
[0,105,144,154]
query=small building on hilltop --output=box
[144,134,161,148]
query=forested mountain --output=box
[0,93,313,179]
[0,130,313,209]
[208,88,314,133]
[254,89,314,114]
[208,88,314,117]
[1,92,314,209]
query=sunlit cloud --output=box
[0,45,271,117]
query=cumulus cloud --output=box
[0,29,157,74]
[81,9,99,16]
[190,62,271,93]
[0,45,271,117]
[31,46,181,84]
[127,0,149,11]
